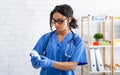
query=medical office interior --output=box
[0,0,120,75]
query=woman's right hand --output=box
[30,56,40,69]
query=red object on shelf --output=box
[93,41,99,46]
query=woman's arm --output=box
[53,61,78,71]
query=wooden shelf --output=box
[90,45,112,48]
[90,70,111,73]
[81,16,114,75]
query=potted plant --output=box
[93,32,104,41]
[93,33,104,46]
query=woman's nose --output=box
[54,22,59,26]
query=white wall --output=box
[0,0,120,75]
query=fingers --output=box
[31,56,38,63]
[31,56,40,66]
[30,53,33,57]
[32,59,41,69]
[40,55,46,60]
[39,60,45,67]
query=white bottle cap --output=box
[30,50,41,60]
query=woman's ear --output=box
[68,17,72,23]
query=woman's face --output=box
[52,12,70,32]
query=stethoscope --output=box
[43,30,76,58]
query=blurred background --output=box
[0,0,120,75]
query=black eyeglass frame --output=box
[51,18,67,25]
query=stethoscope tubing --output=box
[43,30,76,58]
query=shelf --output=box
[90,70,111,73]
[81,16,114,75]
[114,70,120,72]
[87,45,120,48]
[90,45,112,48]
[85,41,113,48]
[113,45,120,47]
[83,66,111,74]
[83,65,111,74]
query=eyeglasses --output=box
[51,18,66,25]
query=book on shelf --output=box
[90,48,97,72]
[95,48,105,71]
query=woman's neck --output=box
[57,29,71,36]
[57,29,71,42]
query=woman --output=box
[30,4,88,75]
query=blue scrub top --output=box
[33,31,88,75]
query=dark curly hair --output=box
[50,4,78,30]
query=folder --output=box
[90,48,97,72]
[95,48,105,71]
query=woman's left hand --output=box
[39,55,55,68]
